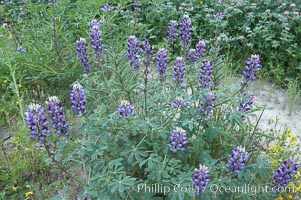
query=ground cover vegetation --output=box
[0,0,301,199]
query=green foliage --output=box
[1,0,301,200]
[139,0,301,87]
[285,79,301,114]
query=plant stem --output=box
[7,59,24,121]
[132,6,139,35]
[143,63,149,117]
[43,141,82,185]
[232,81,248,97]
[246,105,266,148]
[51,0,58,55]
[7,23,21,48]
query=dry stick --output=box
[248,105,266,145]
[232,81,248,97]
[43,141,82,185]
[245,105,266,164]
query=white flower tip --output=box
[28,103,41,111]
[48,96,59,102]
[73,83,83,89]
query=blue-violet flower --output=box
[199,61,214,89]
[179,15,192,52]
[127,36,140,70]
[118,100,135,119]
[192,165,210,196]
[199,92,215,117]
[228,146,249,174]
[173,97,186,108]
[271,158,300,188]
[167,20,178,45]
[168,127,188,152]
[46,96,69,136]
[24,103,50,142]
[76,38,90,73]
[173,57,186,85]
[70,83,87,115]
[157,48,168,81]
[243,54,262,83]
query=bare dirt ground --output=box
[250,81,301,137]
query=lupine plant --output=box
[187,49,197,66]
[192,165,210,196]
[173,97,186,108]
[228,146,249,174]
[271,158,300,189]
[24,103,50,142]
[195,41,206,60]
[173,57,186,85]
[5,1,301,200]
[157,48,168,82]
[127,36,140,70]
[76,38,90,73]
[42,14,298,198]
[199,92,215,117]
[167,20,178,46]
[238,94,255,119]
[243,54,262,84]
[168,127,188,152]
[199,61,214,89]
[179,15,192,53]
[70,83,86,115]
[45,96,69,136]
[90,23,104,56]
[118,100,135,120]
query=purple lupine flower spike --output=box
[192,165,210,196]
[173,97,186,108]
[76,38,90,73]
[228,146,249,174]
[179,15,192,52]
[243,54,262,83]
[173,57,186,85]
[24,103,50,142]
[167,20,178,45]
[133,1,142,8]
[216,12,225,20]
[168,127,188,152]
[101,4,114,12]
[272,158,300,188]
[195,41,206,60]
[118,100,135,119]
[199,92,215,117]
[157,48,168,82]
[187,49,197,66]
[238,94,255,119]
[90,25,104,55]
[90,19,103,29]
[127,36,140,70]
[199,61,214,89]
[46,96,69,136]
[70,83,87,115]
[141,38,154,66]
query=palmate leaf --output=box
[109,174,136,194]
[126,146,148,164]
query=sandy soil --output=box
[250,81,301,137]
